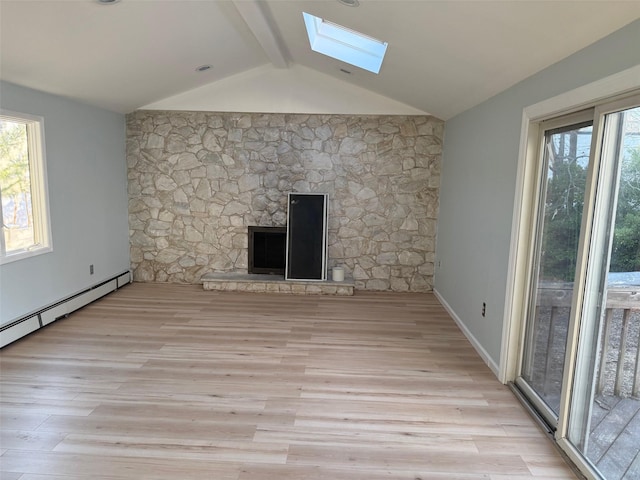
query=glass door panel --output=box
[567,105,640,480]
[519,121,593,422]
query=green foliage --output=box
[0,120,30,199]
[540,130,589,282]
[540,125,640,282]
[610,148,640,272]
[1,119,32,232]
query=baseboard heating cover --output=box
[0,271,131,348]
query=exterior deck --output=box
[534,284,640,480]
[588,395,640,480]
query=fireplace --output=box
[248,226,287,275]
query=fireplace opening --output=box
[248,226,287,275]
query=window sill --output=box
[0,246,53,265]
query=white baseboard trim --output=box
[433,288,501,380]
[1,270,131,348]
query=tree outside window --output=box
[0,111,51,263]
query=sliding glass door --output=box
[564,103,640,480]
[518,116,593,425]
[516,96,640,480]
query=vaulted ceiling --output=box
[1,0,639,120]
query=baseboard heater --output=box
[0,271,131,348]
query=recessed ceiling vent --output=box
[303,12,388,74]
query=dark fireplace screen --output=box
[248,226,287,275]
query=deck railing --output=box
[536,284,640,398]
[597,288,640,397]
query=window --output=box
[0,110,51,263]
[303,12,388,74]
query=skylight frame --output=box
[303,12,388,74]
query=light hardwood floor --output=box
[0,283,577,479]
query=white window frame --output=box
[0,109,52,264]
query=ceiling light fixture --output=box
[195,65,213,72]
[96,0,121,4]
[338,0,360,6]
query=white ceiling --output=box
[1,0,639,120]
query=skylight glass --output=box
[303,12,388,74]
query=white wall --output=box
[434,20,640,373]
[141,64,429,116]
[0,81,130,325]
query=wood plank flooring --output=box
[588,395,640,479]
[0,283,577,479]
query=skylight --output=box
[303,12,388,74]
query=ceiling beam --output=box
[232,0,289,69]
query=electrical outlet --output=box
[482,302,486,317]
[90,264,94,275]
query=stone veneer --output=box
[126,111,443,292]
[201,273,354,296]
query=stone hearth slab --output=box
[201,273,354,296]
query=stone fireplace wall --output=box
[126,111,443,291]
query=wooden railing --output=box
[536,284,640,398]
[597,288,640,397]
